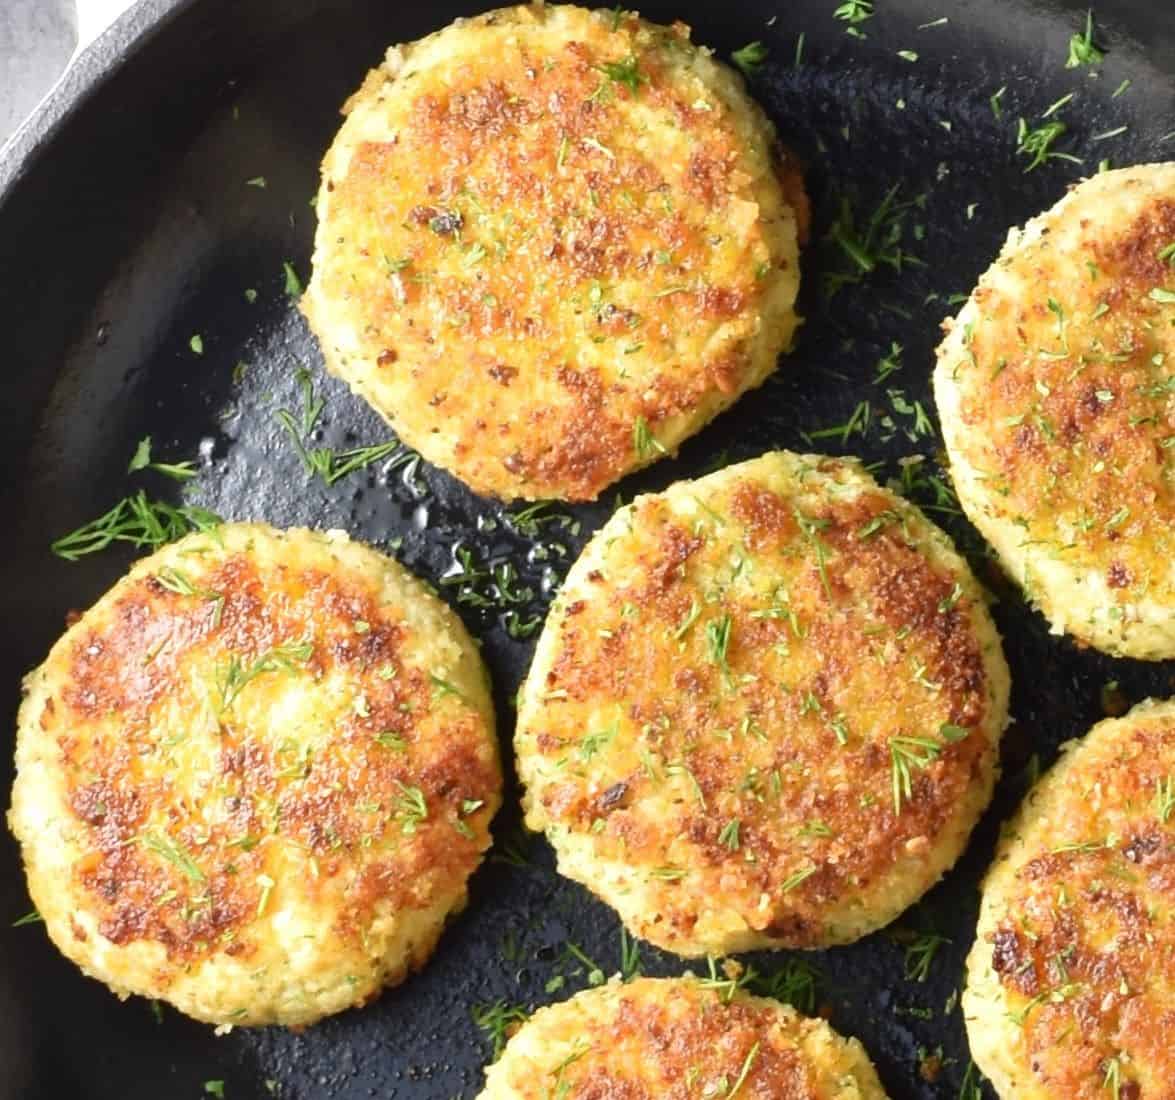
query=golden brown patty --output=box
[965,699,1175,1100]
[935,163,1175,658]
[302,2,806,502]
[516,452,1009,955]
[8,524,500,1028]
[478,976,890,1100]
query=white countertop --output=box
[2,0,140,145]
[76,0,139,49]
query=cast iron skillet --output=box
[1,1,1173,1097]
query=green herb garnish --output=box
[794,510,834,599]
[1155,775,1175,824]
[393,783,428,835]
[155,567,225,626]
[834,0,874,29]
[141,830,205,883]
[633,416,666,459]
[471,1000,529,1059]
[619,927,641,981]
[1065,9,1104,69]
[903,930,951,981]
[727,1040,760,1098]
[429,672,467,701]
[958,1060,984,1100]
[749,958,822,1014]
[215,639,313,712]
[282,261,302,296]
[780,866,817,893]
[731,41,768,76]
[825,184,924,296]
[1016,108,1081,172]
[275,369,415,485]
[706,614,734,680]
[128,436,198,481]
[51,492,222,561]
[890,735,943,813]
[598,55,643,94]
[806,401,870,445]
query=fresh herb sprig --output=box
[958,1060,984,1100]
[506,501,579,540]
[598,55,643,94]
[393,782,429,835]
[472,1000,529,1059]
[155,567,225,627]
[752,958,822,1014]
[706,613,734,684]
[51,492,222,561]
[890,735,943,813]
[275,368,417,486]
[903,930,952,981]
[834,0,874,33]
[1066,9,1104,69]
[824,184,924,296]
[1016,98,1082,172]
[633,416,666,460]
[619,927,641,981]
[1155,775,1175,824]
[141,829,205,883]
[215,639,313,712]
[731,41,768,77]
[700,957,823,1016]
[128,436,198,481]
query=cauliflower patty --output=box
[516,452,1009,955]
[478,975,889,1099]
[8,523,500,1028]
[935,163,1175,658]
[302,2,806,502]
[965,699,1175,1100]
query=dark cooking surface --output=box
[1,0,1173,1097]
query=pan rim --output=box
[0,0,192,202]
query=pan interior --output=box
[0,1,1172,1097]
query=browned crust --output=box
[948,190,1175,603]
[560,993,818,1098]
[483,977,886,1099]
[38,549,497,963]
[307,6,803,500]
[981,718,1175,1099]
[521,461,1001,947]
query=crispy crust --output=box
[7,524,500,1027]
[478,976,889,1099]
[516,452,1009,954]
[302,2,803,501]
[965,699,1175,1100]
[935,163,1175,658]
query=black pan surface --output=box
[1,1,1173,1097]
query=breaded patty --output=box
[515,452,1009,955]
[7,524,500,1028]
[935,163,1175,659]
[965,699,1175,1100]
[302,2,806,502]
[478,975,889,1099]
